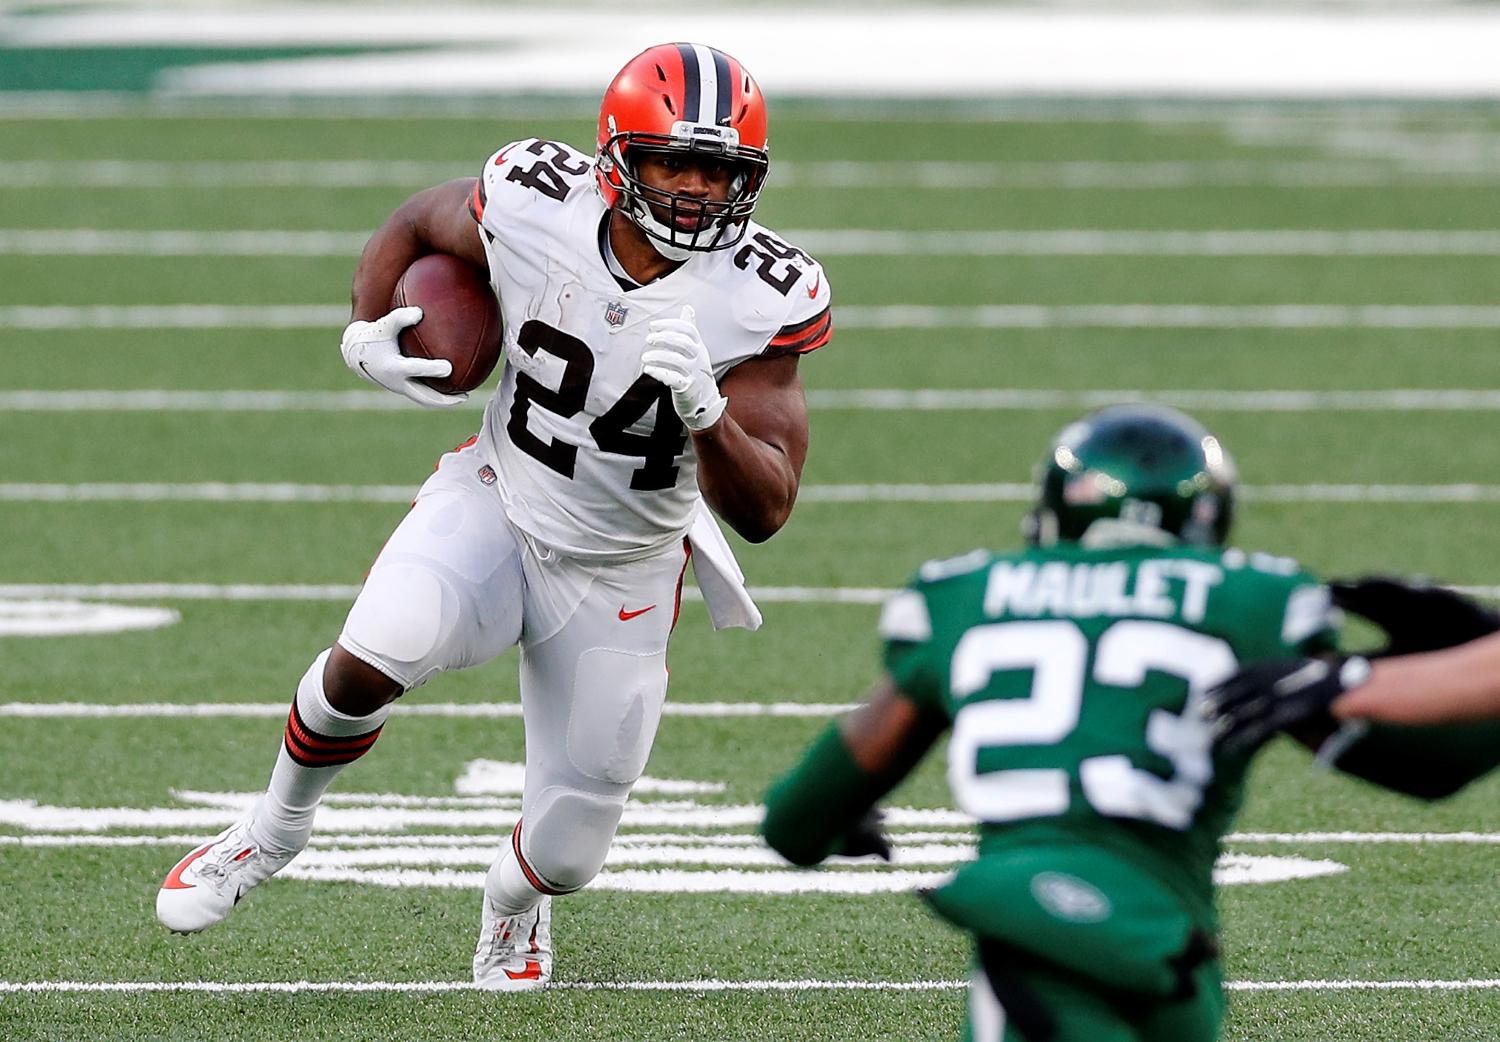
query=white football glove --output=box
[642,305,727,432]
[340,306,468,409]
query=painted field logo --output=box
[1030,871,1113,923]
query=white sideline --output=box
[0,701,858,718]
[9,304,1500,330]
[836,305,1500,330]
[7,978,1500,995]
[14,389,1500,413]
[12,229,1500,258]
[9,160,1500,190]
[9,482,1500,504]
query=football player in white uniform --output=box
[155,43,832,990]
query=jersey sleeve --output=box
[764,259,832,357]
[471,138,592,242]
[879,584,945,712]
[1217,551,1338,664]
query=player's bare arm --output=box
[692,354,807,543]
[350,178,485,321]
[1332,632,1500,725]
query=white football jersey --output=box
[470,138,832,561]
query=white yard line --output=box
[0,700,858,718]
[11,160,1500,190]
[9,482,1500,504]
[836,305,1500,329]
[9,304,1500,330]
[0,584,890,605]
[791,230,1500,257]
[13,388,1500,413]
[0,230,370,256]
[0,305,345,329]
[0,978,965,994]
[9,388,1500,413]
[12,228,1500,257]
[7,977,1500,995]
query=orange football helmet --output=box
[596,43,770,260]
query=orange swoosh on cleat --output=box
[504,959,543,981]
[618,605,656,621]
[161,844,213,890]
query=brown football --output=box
[391,253,502,395]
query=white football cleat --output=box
[473,896,552,991]
[155,819,298,934]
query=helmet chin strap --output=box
[628,197,695,263]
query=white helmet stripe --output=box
[691,43,718,126]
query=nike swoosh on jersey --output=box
[618,605,657,621]
[807,273,821,299]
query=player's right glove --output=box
[340,306,467,409]
[1206,655,1372,756]
[1330,576,1500,656]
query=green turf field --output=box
[4,102,1500,1041]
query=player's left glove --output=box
[1205,655,1372,756]
[832,809,893,861]
[1331,576,1500,656]
[642,305,728,431]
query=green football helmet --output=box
[1023,404,1237,547]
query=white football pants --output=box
[336,441,689,892]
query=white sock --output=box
[249,648,392,853]
[484,840,549,915]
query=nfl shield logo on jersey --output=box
[477,465,497,486]
[605,301,628,327]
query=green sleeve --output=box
[879,587,945,713]
[761,725,894,866]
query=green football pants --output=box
[962,954,1223,1042]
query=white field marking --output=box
[0,390,438,412]
[1225,979,1500,993]
[0,483,419,502]
[0,700,859,718]
[12,160,1500,191]
[12,229,1500,258]
[455,758,723,796]
[805,389,1500,412]
[16,388,1500,414]
[0,600,179,636]
[10,304,1500,332]
[0,305,346,329]
[14,978,1500,995]
[1227,831,1500,844]
[287,842,975,870]
[0,979,968,994]
[0,584,365,601]
[0,797,971,833]
[277,866,957,893]
[1214,854,1347,885]
[836,305,1500,329]
[0,230,369,256]
[788,230,1500,257]
[0,161,475,189]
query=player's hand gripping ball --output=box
[643,305,729,431]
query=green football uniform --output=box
[879,541,1335,1042]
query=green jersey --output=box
[882,541,1336,926]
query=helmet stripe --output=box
[711,48,733,126]
[691,43,718,125]
[676,43,701,123]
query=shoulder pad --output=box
[476,138,594,231]
[732,227,832,355]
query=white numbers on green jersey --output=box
[947,619,1236,831]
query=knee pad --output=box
[340,562,459,688]
[520,788,626,892]
[566,648,668,785]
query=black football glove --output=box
[1206,655,1372,756]
[1330,577,1500,657]
[833,808,893,861]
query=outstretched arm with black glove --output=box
[1205,577,1500,798]
[762,675,946,867]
